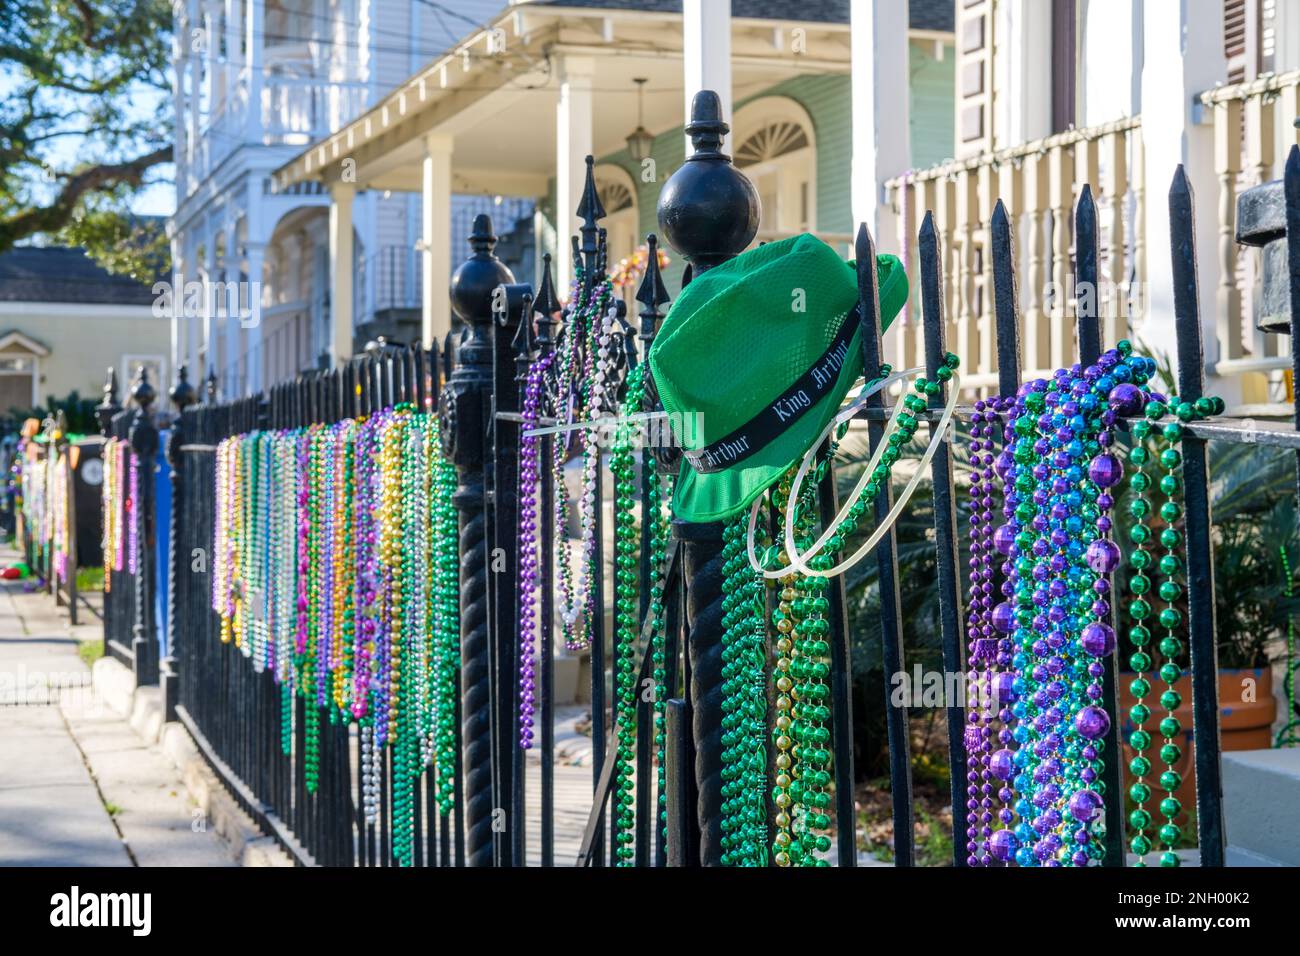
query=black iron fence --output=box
[98,369,162,685]
[105,91,1300,868]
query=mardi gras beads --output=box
[430,414,460,814]
[766,468,835,867]
[205,389,471,858]
[964,396,1011,865]
[353,412,379,720]
[1274,548,1294,749]
[1124,413,1157,865]
[608,363,646,863]
[213,438,234,644]
[408,415,434,768]
[787,562,834,866]
[647,468,672,849]
[551,270,592,650]
[573,283,611,648]
[101,438,124,589]
[1004,363,1123,866]
[1128,391,1222,865]
[754,366,943,865]
[1152,413,1188,866]
[332,421,357,715]
[250,431,272,668]
[127,448,140,578]
[985,341,1226,867]
[718,515,767,866]
[517,352,554,748]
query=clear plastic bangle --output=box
[744,367,918,579]
[745,367,960,578]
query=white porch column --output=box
[683,0,731,153]
[191,1,206,176]
[202,229,217,382]
[1139,0,1233,400]
[244,241,265,393]
[186,233,201,381]
[223,219,241,394]
[169,236,183,378]
[421,133,454,347]
[201,3,217,134]
[172,14,187,197]
[245,0,264,142]
[222,0,239,108]
[329,182,356,365]
[850,0,910,252]
[993,0,1052,150]
[555,55,594,294]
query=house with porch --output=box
[169,0,522,398]
[260,0,1300,416]
[262,0,957,376]
[887,0,1300,411]
[0,245,167,423]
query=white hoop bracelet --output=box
[744,367,917,579]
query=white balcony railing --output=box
[885,118,1144,391]
[188,69,370,190]
[263,74,370,147]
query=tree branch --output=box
[0,144,171,252]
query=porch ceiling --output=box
[272,5,851,198]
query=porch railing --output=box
[885,118,1144,392]
[188,72,370,189]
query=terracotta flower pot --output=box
[1117,668,1276,824]
[1218,666,1276,751]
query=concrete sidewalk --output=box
[0,547,235,867]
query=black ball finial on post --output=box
[131,365,157,414]
[655,89,760,867]
[657,90,761,276]
[96,366,121,436]
[170,364,198,414]
[204,367,218,405]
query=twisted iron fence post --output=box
[441,214,515,866]
[128,366,160,686]
[161,366,197,721]
[656,90,760,865]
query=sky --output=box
[0,62,175,222]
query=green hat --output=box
[647,233,907,523]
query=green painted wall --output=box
[738,74,853,237]
[539,50,954,290]
[909,40,956,169]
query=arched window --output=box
[594,164,640,270]
[732,98,816,241]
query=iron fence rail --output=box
[101,120,1300,867]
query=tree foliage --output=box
[4,389,100,436]
[0,1,172,277]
